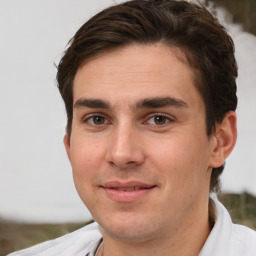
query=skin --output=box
[64,44,237,256]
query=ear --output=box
[63,134,71,162]
[209,111,237,168]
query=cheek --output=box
[149,135,193,168]
[71,136,105,168]
[149,134,210,187]
[69,138,105,191]
[70,141,103,210]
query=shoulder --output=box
[200,194,256,256]
[229,223,256,256]
[7,222,102,256]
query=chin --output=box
[97,212,161,243]
[103,225,155,243]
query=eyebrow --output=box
[134,97,188,109]
[74,98,110,109]
[73,97,188,110]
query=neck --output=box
[100,202,212,256]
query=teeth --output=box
[113,187,141,191]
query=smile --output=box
[101,181,156,202]
[110,187,149,191]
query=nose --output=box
[105,124,145,169]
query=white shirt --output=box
[8,195,256,256]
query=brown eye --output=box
[147,115,172,126]
[87,115,106,125]
[154,116,167,125]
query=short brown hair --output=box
[56,0,237,192]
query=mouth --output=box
[101,181,156,202]
[109,186,152,191]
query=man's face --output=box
[65,44,217,243]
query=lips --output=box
[101,181,156,202]
[111,187,145,191]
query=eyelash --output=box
[145,113,174,126]
[82,113,110,125]
[82,113,174,127]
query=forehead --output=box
[73,44,202,109]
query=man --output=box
[9,0,256,255]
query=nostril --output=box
[108,160,139,169]
[127,161,137,165]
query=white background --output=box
[0,1,255,223]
